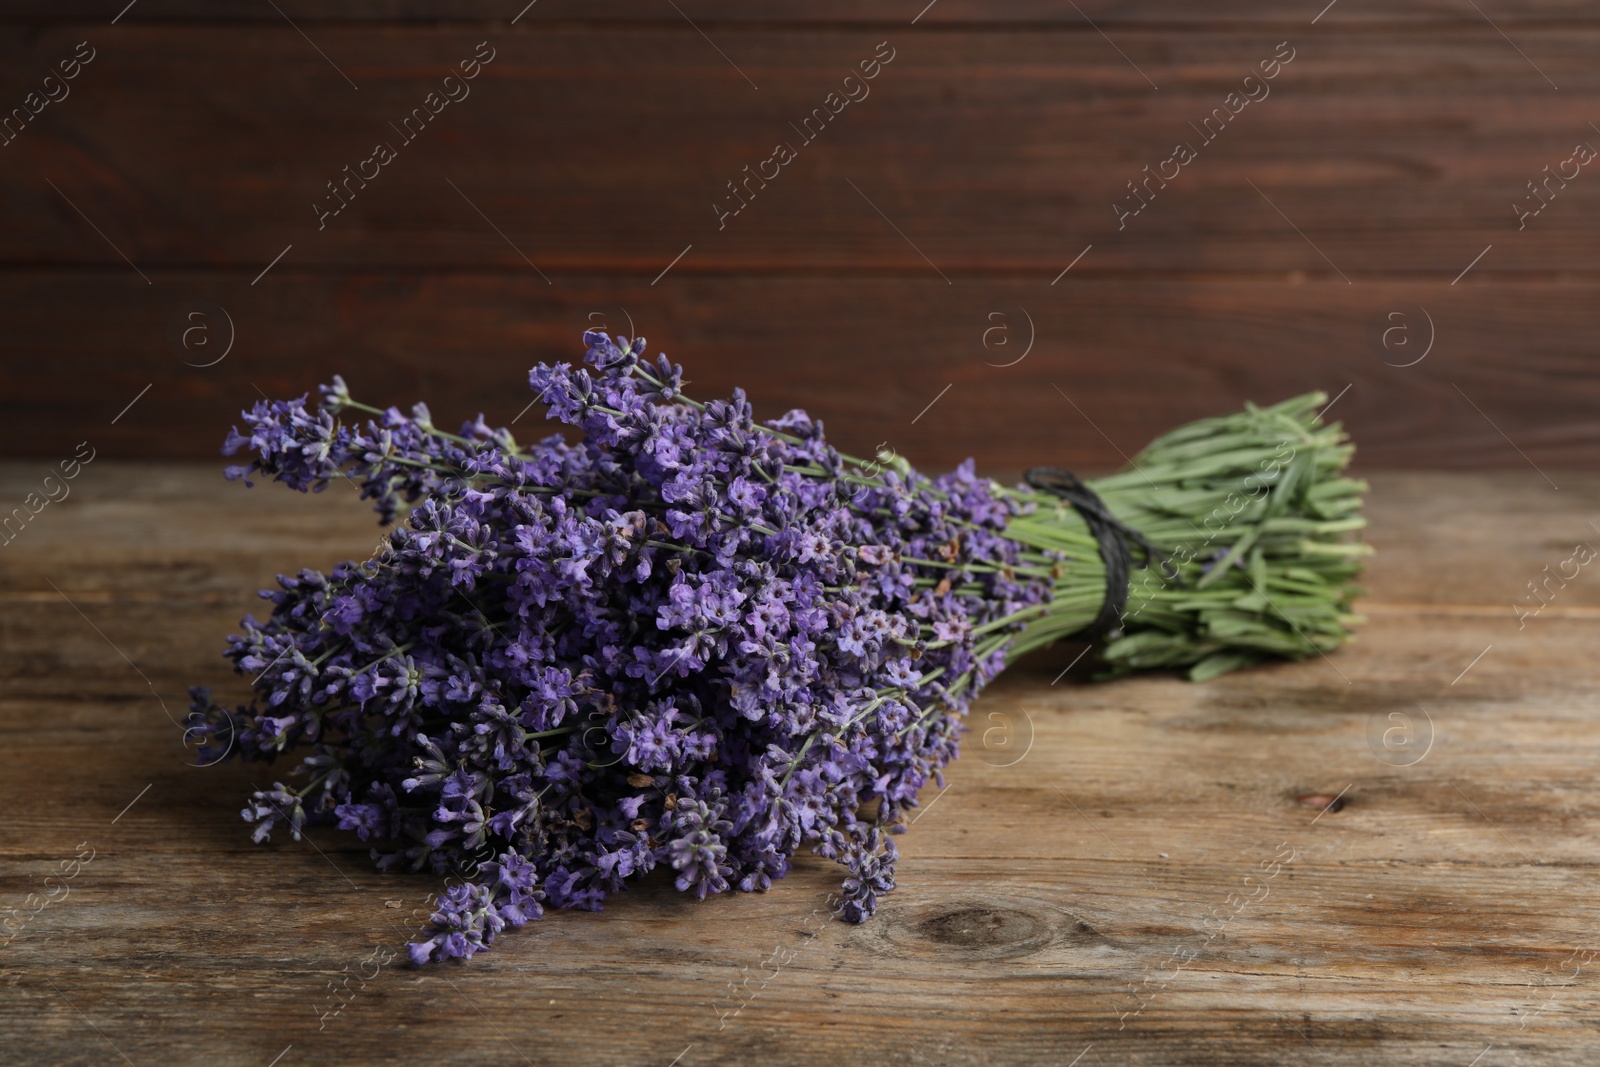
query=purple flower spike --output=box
[202,331,1057,965]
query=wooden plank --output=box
[3,468,1600,1064]
[1,27,1597,275]
[6,0,1596,24]
[1,272,1595,471]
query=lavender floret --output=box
[193,329,1058,965]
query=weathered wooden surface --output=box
[2,11,1600,469]
[3,464,1599,1066]
[8,3,1599,23]
[6,273,1598,476]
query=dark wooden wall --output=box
[2,2,1597,476]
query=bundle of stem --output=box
[334,376,1363,686]
[995,392,1368,680]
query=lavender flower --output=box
[193,327,1366,965]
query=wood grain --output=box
[4,1,1594,24]
[2,466,1599,1065]
[2,272,1594,474]
[2,26,1597,274]
[2,17,1597,469]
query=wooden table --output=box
[4,463,1597,1066]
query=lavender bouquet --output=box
[189,331,1366,965]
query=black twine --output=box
[1024,467,1180,640]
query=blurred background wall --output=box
[1,1,1596,478]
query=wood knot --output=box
[901,904,1068,961]
[917,906,1042,949]
[863,897,1105,962]
[1296,792,1346,813]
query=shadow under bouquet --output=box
[189,331,1367,965]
